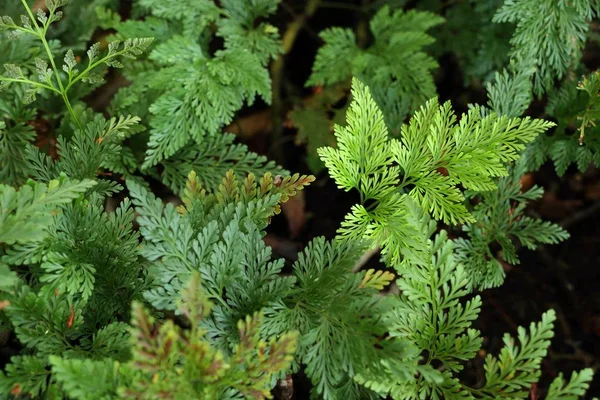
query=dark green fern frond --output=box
[308,6,444,128]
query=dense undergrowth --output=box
[0,0,599,399]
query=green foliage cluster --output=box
[98,0,285,193]
[0,0,598,399]
[307,5,443,129]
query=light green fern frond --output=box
[394,99,553,224]
[470,310,556,399]
[455,161,569,290]
[319,78,554,255]
[547,368,595,400]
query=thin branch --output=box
[560,199,600,229]
[269,0,322,164]
[352,246,380,272]
[0,77,60,94]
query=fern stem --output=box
[20,0,83,131]
[65,49,128,92]
[0,77,60,94]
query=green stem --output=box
[20,0,83,131]
[0,77,60,93]
[61,93,79,127]
[7,24,36,35]
[65,50,126,91]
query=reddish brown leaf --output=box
[66,304,75,328]
[11,383,22,396]
[282,191,307,239]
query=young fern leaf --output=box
[546,368,594,400]
[393,98,554,224]
[120,274,297,399]
[469,310,557,399]
[319,78,553,266]
[317,78,418,266]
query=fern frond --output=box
[0,177,95,244]
[0,355,49,398]
[50,357,120,400]
[308,6,443,125]
[394,99,553,224]
[470,310,556,399]
[547,368,595,400]
[493,0,594,95]
[455,162,569,290]
[121,275,297,399]
[0,120,35,186]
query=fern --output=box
[546,368,595,400]
[50,357,120,400]
[350,209,570,399]
[525,70,600,175]
[357,224,483,399]
[0,0,596,398]
[0,120,33,186]
[105,0,282,176]
[308,6,444,128]
[486,59,535,118]
[493,0,598,95]
[0,176,95,244]
[318,78,553,269]
[455,160,569,290]
[0,355,50,397]
[47,273,298,400]
[469,311,557,398]
[118,276,297,399]
[127,170,312,343]
[264,237,412,399]
[0,0,151,127]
